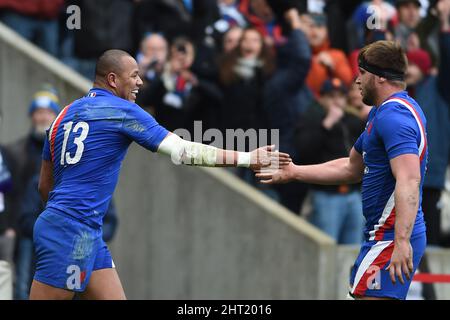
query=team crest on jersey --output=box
[367,122,374,135]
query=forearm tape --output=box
[156,134,218,166]
[157,134,250,167]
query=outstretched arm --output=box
[157,133,291,170]
[255,147,364,185]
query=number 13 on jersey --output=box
[60,121,89,165]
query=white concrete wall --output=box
[0,261,12,300]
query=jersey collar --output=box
[88,88,115,97]
[379,90,408,108]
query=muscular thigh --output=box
[79,268,126,300]
[30,279,75,300]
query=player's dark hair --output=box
[95,49,132,78]
[358,41,408,87]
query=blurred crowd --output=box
[1,0,450,298]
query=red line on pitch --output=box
[413,273,450,283]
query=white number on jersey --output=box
[60,121,89,165]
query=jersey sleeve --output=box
[120,103,169,152]
[376,105,420,160]
[353,106,375,154]
[42,130,51,161]
[353,132,364,154]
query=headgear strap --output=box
[359,57,405,81]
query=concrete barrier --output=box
[0,261,12,300]
[111,145,336,299]
[0,22,90,145]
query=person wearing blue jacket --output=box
[263,8,313,213]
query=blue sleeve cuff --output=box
[387,147,419,160]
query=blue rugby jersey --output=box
[354,91,427,241]
[42,88,168,228]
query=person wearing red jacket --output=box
[301,13,353,98]
[238,0,285,46]
[0,0,64,56]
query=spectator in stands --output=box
[395,0,423,49]
[217,27,274,190]
[301,12,353,97]
[194,10,245,81]
[136,37,221,133]
[416,0,448,68]
[262,7,313,213]
[137,37,197,130]
[348,0,398,51]
[2,86,61,270]
[218,0,247,28]
[65,0,134,79]
[239,0,285,46]
[0,143,13,264]
[324,0,362,53]
[218,27,274,134]
[222,26,244,53]
[133,1,220,83]
[294,78,365,244]
[133,0,219,45]
[0,0,64,56]
[14,174,43,300]
[2,85,57,275]
[136,33,169,84]
[404,1,450,246]
[134,0,193,44]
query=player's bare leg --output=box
[79,268,126,300]
[29,279,75,300]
